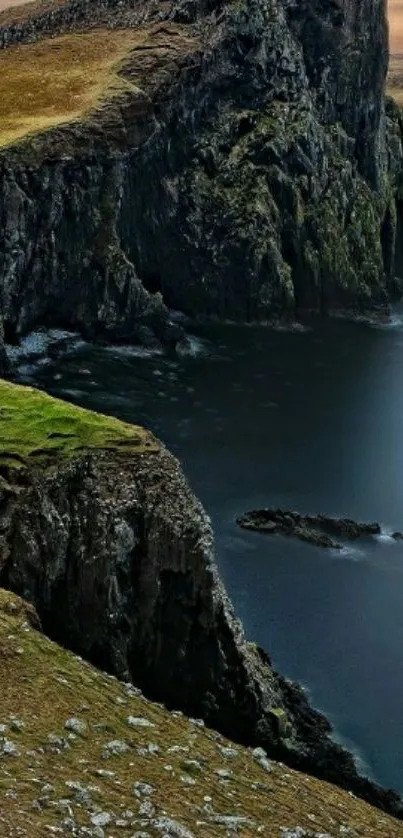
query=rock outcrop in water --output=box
[0,0,396,351]
[0,381,402,818]
[238,509,382,549]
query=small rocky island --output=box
[237,509,385,549]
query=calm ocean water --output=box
[15,310,403,793]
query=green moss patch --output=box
[0,379,158,468]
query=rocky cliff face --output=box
[0,0,395,348]
[0,382,401,818]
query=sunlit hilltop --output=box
[389,0,403,53]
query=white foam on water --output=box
[368,313,403,331]
[7,328,85,368]
[332,545,366,561]
[176,335,211,358]
[105,344,163,359]
[374,525,403,544]
[376,532,396,545]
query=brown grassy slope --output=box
[389,0,403,54]
[387,54,403,105]
[385,2,403,102]
[0,28,154,148]
[0,0,67,26]
[1,587,403,838]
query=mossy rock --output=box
[269,706,292,739]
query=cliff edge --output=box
[0,380,401,819]
[0,0,396,353]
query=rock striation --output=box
[0,0,397,345]
[0,381,402,818]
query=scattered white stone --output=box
[151,817,195,837]
[125,684,143,697]
[139,800,156,818]
[212,814,255,828]
[102,740,129,759]
[127,716,155,728]
[219,747,239,759]
[64,718,87,737]
[252,747,272,773]
[133,782,155,798]
[95,769,115,778]
[280,830,333,838]
[9,718,25,731]
[147,743,160,755]
[180,775,196,786]
[189,718,205,728]
[47,734,70,753]
[215,769,232,779]
[167,745,189,754]
[182,759,203,773]
[0,738,20,757]
[91,811,112,828]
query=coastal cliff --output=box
[0,380,401,819]
[0,0,396,351]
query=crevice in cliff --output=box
[141,269,163,296]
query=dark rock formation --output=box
[237,508,381,549]
[0,384,401,817]
[0,0,396,342]
[0,319,10,377]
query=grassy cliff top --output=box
[1,586,403,838]
[0,379,158,469]
[0,6,198,151]
[0,28,146,148]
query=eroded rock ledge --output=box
[0,381,401,818]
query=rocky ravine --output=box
[0,0,399,355]
[0,380,401,819]
[2,588,403,838]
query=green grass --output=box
[0,379,158,469]
[1,587,403,837]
